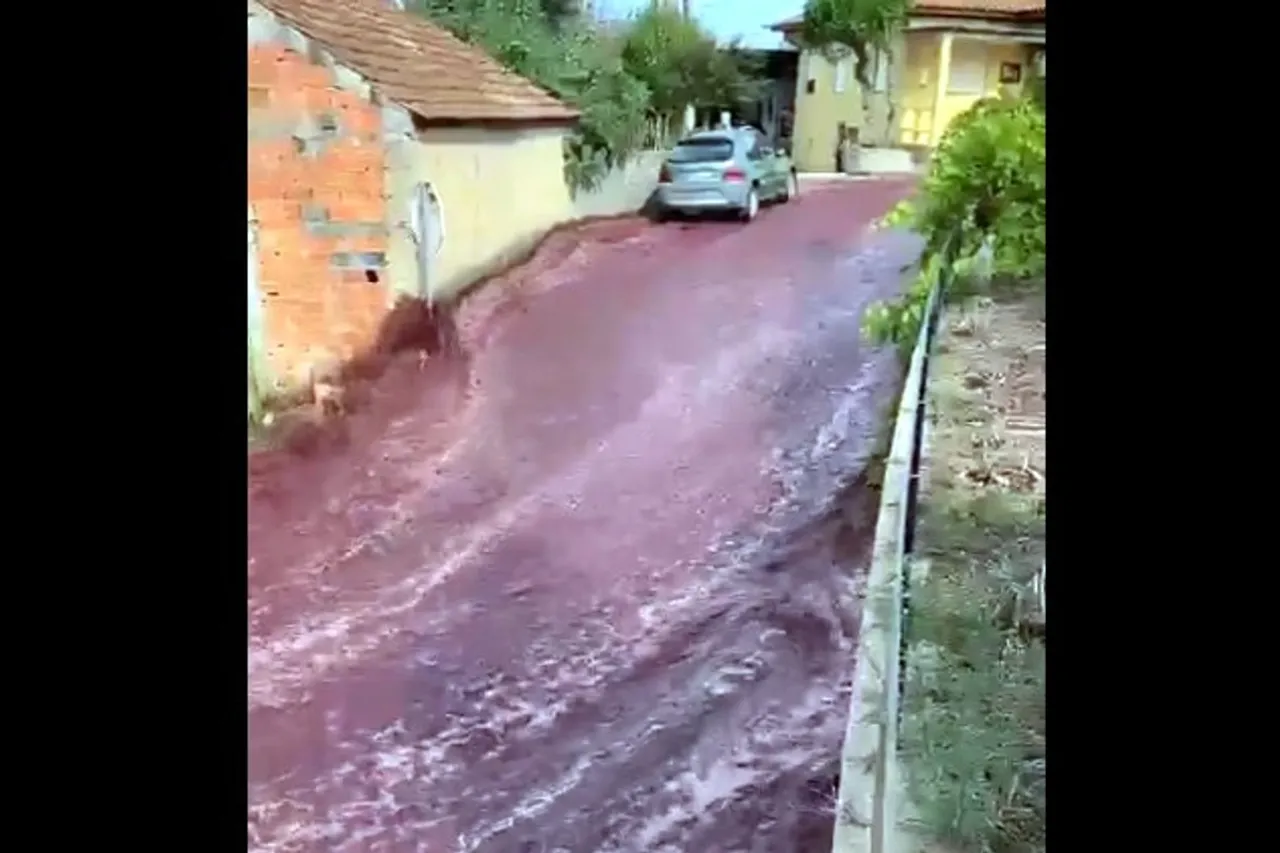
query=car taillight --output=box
[723,167,746,182]
[658,164,673,183]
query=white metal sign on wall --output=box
[407,181,445,302]
[248,205,266,419]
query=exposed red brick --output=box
[248,39,390,382]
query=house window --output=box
[834,55,851,93]
[872,48,890,92]
[947,56,987,95]
[799,52,814,93]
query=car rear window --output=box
[670,139,734,163]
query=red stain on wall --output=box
[249,41,389,382]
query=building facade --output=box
[771,1,1045,173]
[247,0,579,396]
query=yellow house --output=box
[770,0,1045,173]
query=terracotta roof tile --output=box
[255,0,579,123]
[770,0,1044,30]
[915,0,1045,16]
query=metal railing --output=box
[831,236,955,853]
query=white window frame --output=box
[872,48,890,92]
[834,55,851,93]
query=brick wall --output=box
[248,39,389,383]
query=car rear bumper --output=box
[656,182,751,212]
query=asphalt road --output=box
[249,178,921,853]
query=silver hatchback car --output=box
[654,127,799,223]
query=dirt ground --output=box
[900,281,1046,853]
[927,283,1045,505]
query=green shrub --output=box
[619,6,763,133]
[864,94,1045,347]
[917,96,1045,278]
[415,0,650,193]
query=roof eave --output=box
[251,0,579,130]
[915,8,1046,22]
[410,111,581,130]
[768,8,1044,32]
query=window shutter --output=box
[947,56,987,95]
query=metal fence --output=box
[831,239,954,853]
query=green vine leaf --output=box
[862,93,1045,350]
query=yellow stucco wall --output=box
[792,31,1035,166]
[896,33,939,147]
[897,34,1032,147]
[792,50,864,173]
[386,125,575,304]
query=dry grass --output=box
[898,280,1046,853]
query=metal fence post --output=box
[833,232,959,853]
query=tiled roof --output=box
[255,0,579,123]
[915,0,1045,15]
[767,15,801,30]
[770,0,1045,30]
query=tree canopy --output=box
[801,0,912,143]
[413,0,762,191]
[800,0,912,58]
[415,0,649,190]
[619,6,762,121]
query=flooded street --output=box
[248,178,921,853]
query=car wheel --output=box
[782,172,798,203]
[741,188,760,222]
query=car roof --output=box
[678,131,737,144]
